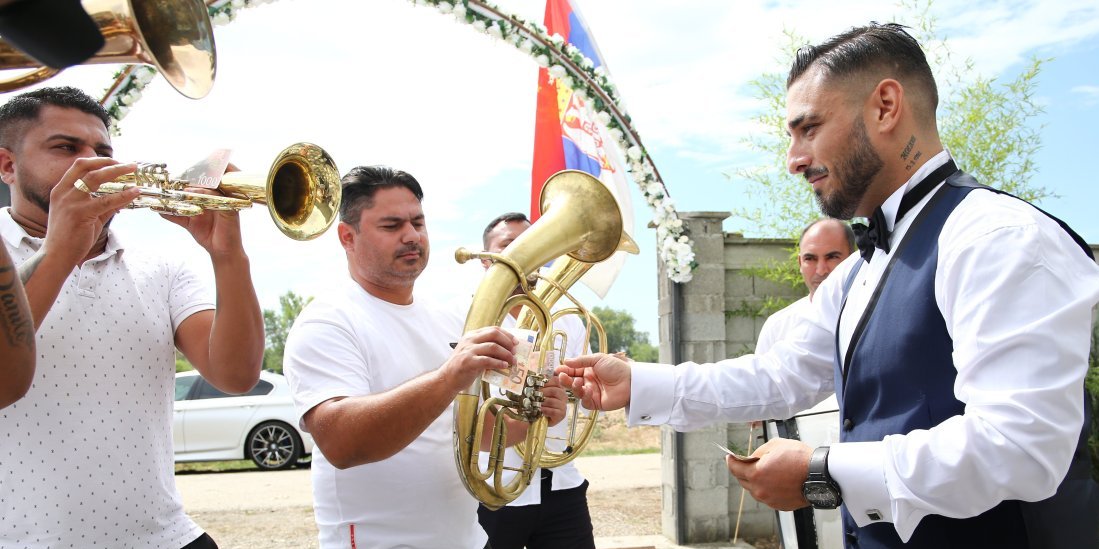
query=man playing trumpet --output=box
[0,86,264,549]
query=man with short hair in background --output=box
[475,211,596,549]
[756,219,855,549]
[755,218,855,354]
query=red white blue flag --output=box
[532,0,633,297]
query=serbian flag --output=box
[532,0,634,298]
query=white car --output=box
[174,370,314,470]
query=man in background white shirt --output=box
[474,212,595,549]
[755,218,854,355]
[756,218,853,549]
[557,23,1099,549]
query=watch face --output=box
[803,481,841,509]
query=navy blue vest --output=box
[835,172,1099,549]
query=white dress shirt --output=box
[755,295,811,355]
[628,151,1099,541]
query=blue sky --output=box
[13,0,1099,344]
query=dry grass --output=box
[584,408,662,456]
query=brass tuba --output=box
[0,0,216,98]
[452,170,638,508]
[94,142,342,241]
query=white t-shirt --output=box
[479,314,588,507]
[283,279,486,549]
[0,209,213,548]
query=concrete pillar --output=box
[658,211,733,544]
[658,214,806,544]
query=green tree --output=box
[175,351,193,373]
[263,291,312,374]
[730,1,1049,301]
[589,306,657,361]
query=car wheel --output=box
[247,421,302,471]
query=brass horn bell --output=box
[94,142,343,241]
[0,0,216,98]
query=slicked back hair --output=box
[787,23,938,124]
[339,166,424,228]
[0,86,110,152]
[482,212,529,249]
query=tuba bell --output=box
[0,0,216,98]
[452,170,638,508]
[94,142,342,241]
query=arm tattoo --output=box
[17,249,45,284]
[0,263,34,349]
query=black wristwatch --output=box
[802,446,842,509]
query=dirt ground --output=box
[185,487,663,549]
[176,412,777,548]
[179,459,663,549]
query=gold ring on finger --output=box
[73,179,92,194]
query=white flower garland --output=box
[100,0,696,283]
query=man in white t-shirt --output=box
[283,167,567,549]
[755,218,855,354]
[0,86,264,548]
[474,212,595,549]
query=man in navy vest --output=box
[556,22,1099,549]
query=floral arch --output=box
[100,0,697,282]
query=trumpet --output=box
[93,142,341,241]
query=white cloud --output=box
[1072,84,1099,105]
[940,0,1099,75]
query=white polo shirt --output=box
[0,208,214,548]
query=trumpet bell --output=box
[95,143,342,241]
[0,0,216,99]
[214,143,343,241]
[265,143,342,241]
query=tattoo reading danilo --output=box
[0,264,33,349]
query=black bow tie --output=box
[852,208,889,262]
[849,159,959,263]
